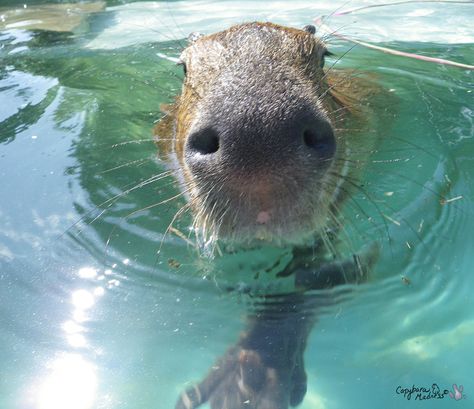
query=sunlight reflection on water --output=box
[28,264,121,409]
[36,353,97,409]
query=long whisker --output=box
[62,168,179,237]
[98,158,152,174]
[157,199,193,254]
[103,184,194,262]
[329,170,393,250]
[331,170,430,251]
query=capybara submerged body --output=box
[155,22,376,247]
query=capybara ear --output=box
[238,350,266,393]
[303,24,316,34]
[188,32,204,43]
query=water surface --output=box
[0,1,473,409]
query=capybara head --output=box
[155,22,353,246]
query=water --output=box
[0,1,473,408]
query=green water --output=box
[0,1,473,409]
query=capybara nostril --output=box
[185,110,336,180]
[302,120,336,159]
[186,126,220,156]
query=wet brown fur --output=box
[155,23,380,245]
[154,22,377,246]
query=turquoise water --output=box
[0,1,473,409]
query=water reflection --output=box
[30,264,122,409]
[78,267,98,279]
[36,353,97,409]
[72,289,95,311]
